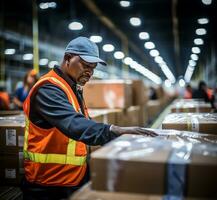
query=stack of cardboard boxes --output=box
[71,130,217,200]
[0,113,25,185]
[84,80,149,127]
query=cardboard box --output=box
[91,133,217,198]
[116,106,140,126]
[89,109,119,125]
[147,100,161,120]
[132,80,148,105]
[0,151,24,185]
[70,183,161,200]
[84,80,132,109]
[171,101,212,113]
[138,104,148,126]
[0,114,25,153]
[162,113,217,135]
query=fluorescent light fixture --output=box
[120,1,131,7]
[68,22,83,30]
[39,58,49,65]
[23,53,33,60]
[189,60,196,67]
[201,0,212,5]
[39,2,56,9]
[149,49,159,57]
[102,44,115,52]
[129,17,141,26]
[184,65,195,82]
[194,38,204,45]
[179,79,185,87]
[144,42,155,49]
[160,64,176,83]
[89,35,102,43]
[192,47,201,54]
[139,32,150,40]
[198,18,209,24]
[190,54,199,61]
[196,28,207,35]
[154,56,163,64]
[123,57,133,65]
[48,61,59,68]
[4,48,16,55]
[164,79,172,88]
[114,51,125,59]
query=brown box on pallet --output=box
[171,101,212,113]
[162,113,217,135]
[83,80,132,109]
[91,133,217,198]
[0,151,24,185]
[0,114,25,153]
[70,183,161,200]
[132,80,148,106]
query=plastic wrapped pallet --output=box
[91,131,217,198]
[162,113,217,135]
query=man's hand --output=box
[110,125,158,137]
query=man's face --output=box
[67,55,97,86]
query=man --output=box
[22,37,157,199]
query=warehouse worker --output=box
[22,36,157,200]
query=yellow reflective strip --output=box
[23,117,29,151]
[67,139,76,157]
[23,150,86,166]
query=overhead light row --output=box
[184,16,209,82]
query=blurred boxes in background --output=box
[162,113,217,135]
[147,100,161,120]
[171,100,212,113]
[0,114,25,185]
[91,133,217,198]
[84,80,132,109]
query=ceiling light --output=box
[194,38,204,45]
[68,22,83,31]
[129,17,141,26]
[190,54,199,61]
[90,35,102,43]
[102,44,115,52]
[48,61,59,68]
[201,0,212,5]
[39,2,56,9]
[123,57,133,65]
[196,28,207,35]
[198,18,209,24]
[4,48,16,55]
[23,53,33,60]
[179,79,185,87]
[144,42,155,49]
[149,49,159,57]
[192,47,201,54]
[160,64,176,83]
[120,1,131,7]
[164,79,172,88]
[139,32,150,40]
[114,51,125,59]
[189,60,196,67]
[39,58,49,65]
[154,56,163,64]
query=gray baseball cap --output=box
[65,36,106,66]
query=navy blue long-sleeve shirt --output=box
[29,67,118,146]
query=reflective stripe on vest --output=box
[23,76,86,166]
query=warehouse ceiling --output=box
[0,0,216,84]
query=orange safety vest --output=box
[0,91,10,110]
[23,70,88,186]
[206,88,213,101]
